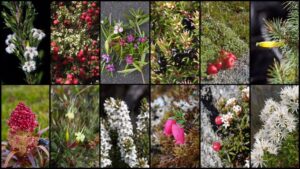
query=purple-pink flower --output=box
[105,64,115,72]
[125,55,134,64]
[172,123,185,145]
[119,39,126,47]
[101,54,111,63]
[138,37,147,43]
[127,34,135,43]
[164,119,176,136]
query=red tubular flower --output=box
[8,102,38,133]
[164,119,176,136]
[172,123,185,145]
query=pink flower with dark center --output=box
[7,102,38,133]
[172,123,185,145]
[164,119,176,136]
[125,55,134,64]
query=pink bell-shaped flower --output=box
[172,123,185,145]
[164,119,176,136]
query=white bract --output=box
[24,46,38,60]
[31,28,46,40]
[22,60,36,73]
[251,86,299,167]
[5,43,16,54]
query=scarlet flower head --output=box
[8,102,38,133]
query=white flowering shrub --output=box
[251,86,299,167]
[101,98,149,168]
[2,1,46,84]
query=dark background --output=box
[250,1,288,84]
[0,1,50,84]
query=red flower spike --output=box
[7,102,38,133]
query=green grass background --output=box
[1,85,49,140]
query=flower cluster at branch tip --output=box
[251,86,299,167]
[7,102,39,156]
[103,98,149,168]
[8,102,38,133]
[114,22,123,34]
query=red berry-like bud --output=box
[92,2,97,7]
[72,78,79,84]
[53,47,59,55]
[51,41,57,47]
[55,78,63,84]
[227,53,237,60]
[53,19,59,25]
[214,61,223,70]
[223,57,235,69]
[215,116,223,125]
[82,1,88,5]
[212,141,222,151]
[207,63,218,75]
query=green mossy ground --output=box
[201,1,249,83]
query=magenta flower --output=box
[101,54,111,63]
[138,37,147,43]
[105,64,115,72]
[8,102,38,133]
[119,39,126,46]
[172,123,185,145]
[127,34,135,43]
[125,55,134,64]
[163,119,176,136]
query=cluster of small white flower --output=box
[173,91,199,112]
[100,120,112,168]
[136,103,149,136]
[103,98,149,168]
[114,22,123,34]
[5,33,16,54]
[251,86,299,168]
[220,111,234,129]
[200,102,223,168]
[5,28,45,73]
[151,95,174,127]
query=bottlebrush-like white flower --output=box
[104,98,138,167]
[22,60,36,73]
[251,86,299,167]
[24,46,38,60]
[5,43,16,54]
[100,121,112,167]
[31,28,46,40]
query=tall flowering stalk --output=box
[3,102,49,168]
[103,98,149,168]
[251,86,299,167]
[2,1,46,84]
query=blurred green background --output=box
[1,85,49,140]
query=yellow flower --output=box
[75,132,85,143]
[256,41,285,48]
[65,111,74,120]
[65,128,69,142]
